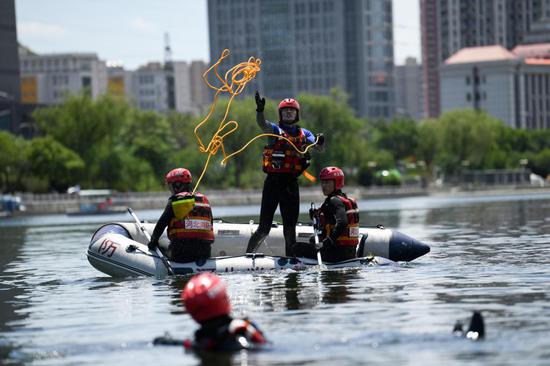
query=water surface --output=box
[1,192,549,365]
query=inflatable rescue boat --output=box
[86,220,430,277]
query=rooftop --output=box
[512,43,550,59]
[445,45,517,64]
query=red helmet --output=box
[165,168,192,184]
[319,166,345,190]
[278,98,300,122]
[182,272,231,323]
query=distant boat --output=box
[66,189,126,216]
[0,194,25,218]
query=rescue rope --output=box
[192,49,318,194]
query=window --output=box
[466,76,470,85]
[466,93,471,101]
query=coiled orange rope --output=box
[192,49,318,193]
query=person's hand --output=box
[255,91,265,112]
[315,133,325,146]
[148,241,158,251]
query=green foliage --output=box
[299,91,365,180]
[432,110,502,173]
[0,131,28,192]
[25,136,85,192]
[530,148,550,178]
[4,92,550,192]
[373,118,418,161]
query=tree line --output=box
[1,91,549,193]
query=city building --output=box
[208,0,395,119]
[19,52,108,105]
[127,61,201,114]
[421,0,550,118]
[0,0,20,132]
[189,60,211,112]
[107,64,131,100]
[440,43,550,130]
[394,57,423,120]
[127,62,170,111]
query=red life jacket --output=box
[168,192,214,243]
[319,193,360,247]
[263,127,310,175]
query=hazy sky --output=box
[15,0,420,69]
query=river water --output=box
[1,192,549,366]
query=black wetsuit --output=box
[149,197,212,262]
[294,190,357,262]
[153,315,267,352]
[189,315,266,352]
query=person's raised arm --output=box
[255,91,272,133]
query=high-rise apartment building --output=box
[0,0,20,132]
[421,0,550,118]
[208,0,395,119]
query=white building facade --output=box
[19,52,107,105]
[441,44,550,129]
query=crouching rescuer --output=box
[294,167,359,262]
[147,168,214,263]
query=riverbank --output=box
[7,184,550,216]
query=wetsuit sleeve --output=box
[301,127,317,144]
[257,111,276,133]
[150,201,173,243]
[328,196,348,241]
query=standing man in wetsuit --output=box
[147,168,214,263]
[294,167,359,262]
[246,91,325,256]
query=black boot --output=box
[246,230,268,253]
[283,226,297,257]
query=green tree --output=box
[530,148,550,179]
[433,109,503,174]
[0,131,28,192]
[374,118,419,161]
[299,90,365,183]
[416,118,439,168]
[25,136,85,192]
[120,110,175,178]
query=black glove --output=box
[148,241,158,251]
[315,133,325,146]
[255,91,265,112]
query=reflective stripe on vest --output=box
[319,194,360,247]
[262,128,310,175]
[168,192,214,242]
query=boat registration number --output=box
[98,238,118,258]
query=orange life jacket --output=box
[168,192,214,243]
[319,193,359,247]
[263,128,310,175]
